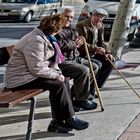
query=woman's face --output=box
[64,11,75,27]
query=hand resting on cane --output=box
[58,74,65,82]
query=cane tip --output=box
[101,108,104,111]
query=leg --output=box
[78,57,101,96]
[92,54,113,88]
[77,57,100,75]
[59,61,90,101]
[12,78,89,132]
[59,61,97,111]
[12,78,74,121]
[88,58,102,96]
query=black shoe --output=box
[48,119,72,133]
[66,117,89,130]
[74,100,97,110]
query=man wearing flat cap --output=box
[92,8,108,17]
[76,8,114,91]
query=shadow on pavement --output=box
[0,112,52,126]
[0,131,74,140]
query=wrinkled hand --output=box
[58,74,65,82]
[75,36,84,48]
[95,47,106,55]
[105,54,115,62]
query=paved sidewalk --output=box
[116,47,140,140]
[118,113,140,140]
[0,44,140,140]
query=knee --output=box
[80,65,90,76]
[54,81,66,90]
[93,63,99,74]
[97,61,102,69]
[92,59,102,69]
[75,64,90,76]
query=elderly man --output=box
[76,8,115,89]
[56,7,99,111]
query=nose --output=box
[98,16,104,22]
[99,18,103,22]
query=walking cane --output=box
[80,36,104,111]
[104,54,140,100]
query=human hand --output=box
[75,36,84,48]
[95,47,106,55]
[106,54,115,62]
[97,22,104,29]
[58,74,65,82]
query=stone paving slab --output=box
[118,113,140,140]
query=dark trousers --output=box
[59,61,90,101]
[11,78,75,122]
[91,54,113,88]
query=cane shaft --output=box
[105,56,140,100]
[81,36,104,111]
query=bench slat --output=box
[0,89,43,107]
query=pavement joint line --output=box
[117,112,140,140]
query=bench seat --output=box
[0,89,43,107]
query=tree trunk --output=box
[108,0,136,59]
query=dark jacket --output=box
[76,18,107,57]
[56,26,80,61]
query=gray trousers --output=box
[59,61,90,101]
[76,57,101,75]
[77,57,102,94]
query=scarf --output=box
[47,34,64,64]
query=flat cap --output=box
[92,8,108,17]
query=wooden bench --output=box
[0,45,43,140]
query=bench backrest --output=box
[0,45,14,66]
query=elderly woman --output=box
[5,14,88,133]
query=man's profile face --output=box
[91,13,105,28]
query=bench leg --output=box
[26,97,36,140]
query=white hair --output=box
[58,6,75,14]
